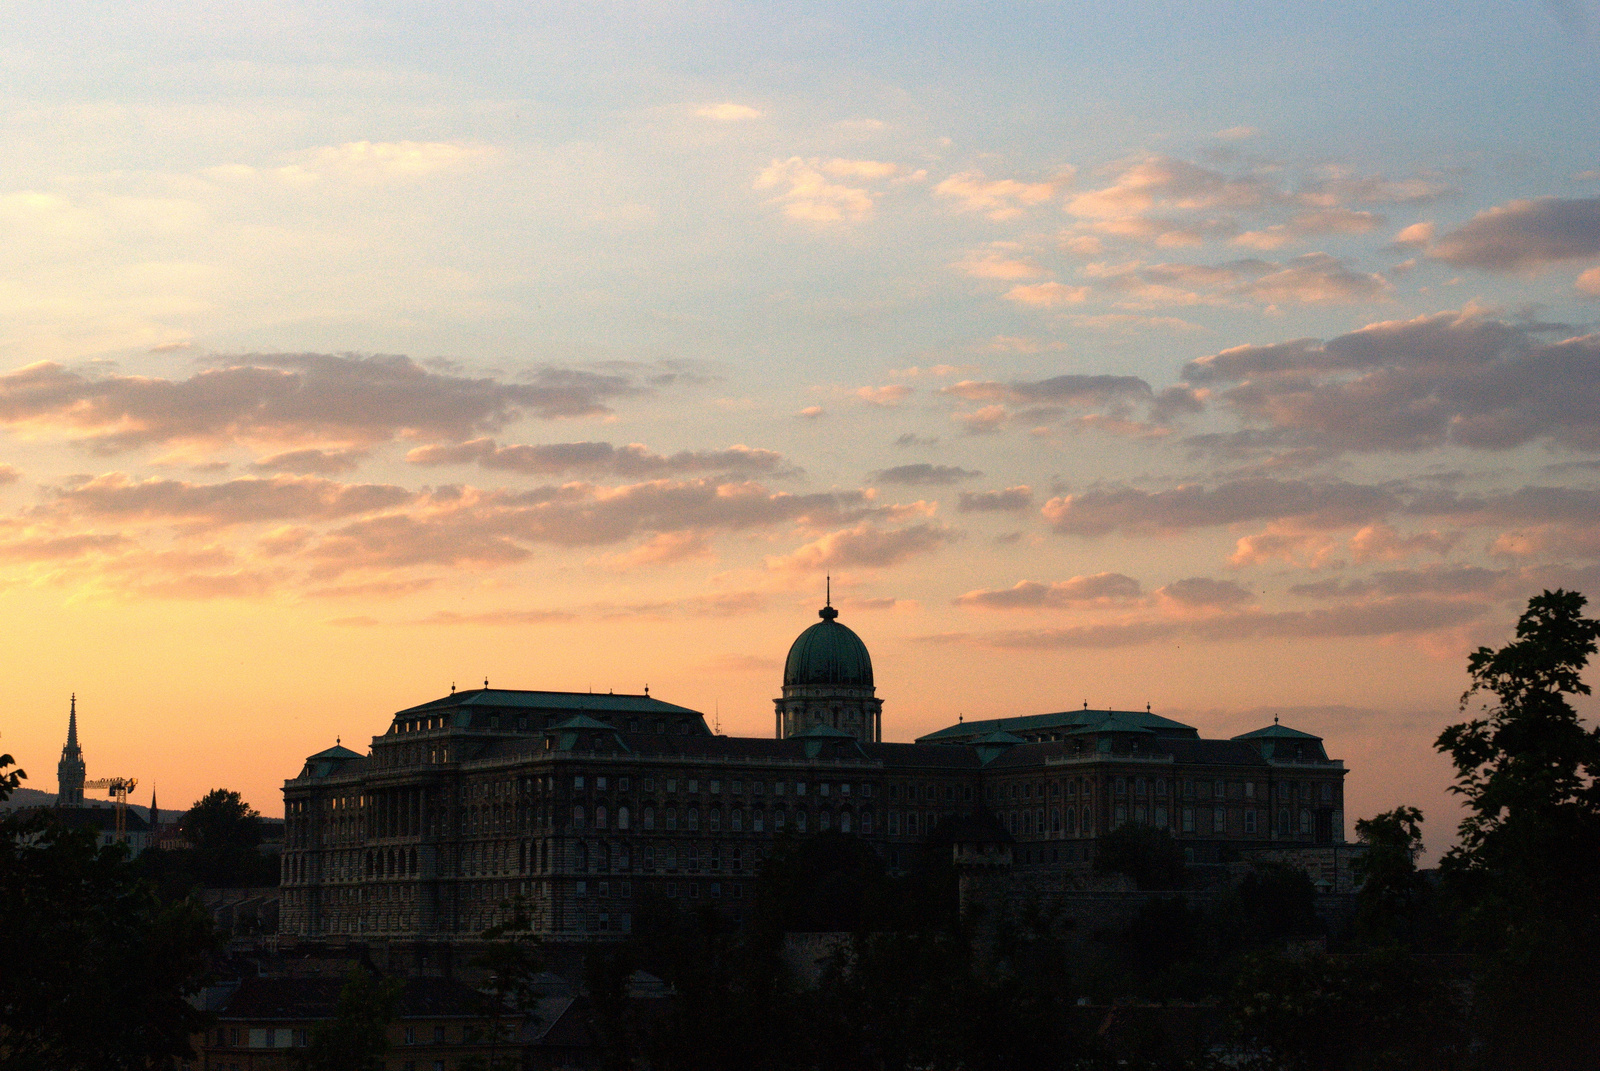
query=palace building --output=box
[279,601,1348,941]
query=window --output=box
[572,806,585,829]
[1114,803,1127,826]
[753,810,764,832]
[620,777,630,792]
[1135,777,1147,796]
[841,783,851,796]
[1215,780,1225,799]
[796,782,807,796]
[596,776,608,790]
[1050,807,1060,833]
[774,810,786,831]
[753,781,764,795]
[732,780,742,794]
[618,806,630,830]
[576,880,587,896]
[1244,782,1255,799]
[404,1026,416,1045]
[688,780,699,794]
[819,782,830,797]
[644,846,654,870]
[666,808,677,831]
[860,811,872,834]
[1214,806,1226,832]
[730,809,742,831]
[595,805,608,830]
[710,780,721,794]
[644,778,654,793]
[1320,782,1333,802]
[666,779,677,793]
[688,807,700,831]
[1300,808,1312,834]
[643,806,655,831]
[1181,807,1195,833]
[1066,780,1076,798]
[688,846,700,871]
[819,811,831,831]
[1183,780,1194,798]
[574,776,585,790]
[774,782,784,796]
[1279,808,1292,834]
[1154,805,1168,828]
[1244,810,1257,834]
[796,811,808,832]
[1115,778,1127,797]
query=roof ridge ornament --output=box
[820,575,838,621]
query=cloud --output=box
[797,406,826,419]
[955,572,1141,608]
[251,448,367,474]
[1184,308,1600,457]
[958,486,1033,512]
[943,374,1153,407]
[1388,221,1436,249]
[1232,210,1384,251]
[1004,281,1089,307]
[604,530,716,569]
[1041,479,1398,536]
[291,141,492,182]
[856,385,913,407]
[954,248,1047,280]
[1158,577,1254,606]
[1431,197,1600,270]
[871,463,981,486]
[0,354,641,452]
[934,170,1060,220]
[1066,155,1285,218]
[1090,254,1389,308]
[755,157,898,222]
[1290,564,1508,600]
[0,465,19,485]
[767,522,957,571]
[406,439,790,477]
[48,472,413,527]
[923,597,1486,649]
[696,103,763,121]
[1577,267,1600,297]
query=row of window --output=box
[573,774,872,798]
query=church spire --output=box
[57,693,86,807]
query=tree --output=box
[1352,807,1434,947]
[181,788,263,853]
[0,753,217,1071]
[297,968,401,1071]
[175,788,275,888]
[1435,588,1600,1069]
[1093,822,1186,890]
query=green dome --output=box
[784,606,874,688]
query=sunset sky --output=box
[3,2,1599,857]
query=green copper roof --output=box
[917,707,1195,743]
[788,724,859,739]
[1233,724,1323,741]
[548,714,620,731]
[307,744,362,761]
[784,605,874,688]
[394,688,701,718]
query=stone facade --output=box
[279,606,1349,942]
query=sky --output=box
[2,1,1599,858]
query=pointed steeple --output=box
[57,693,86,807]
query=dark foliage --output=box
[1434,589,1600,1069]
[295,968,402,1071]
[0,754,217,1071]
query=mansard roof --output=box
[1233,723,1323,741]
[395,687,702,719]
[916,707,1197,744]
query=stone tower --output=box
[775,597,883,744]
[57,694,85,806]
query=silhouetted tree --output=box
[0,754,216,1070]
[1436,588,1600,1069]
[1352,806,1435,948]
[297,968,401,1071]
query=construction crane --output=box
[84,776,138,841]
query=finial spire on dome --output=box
[819,575,838,620]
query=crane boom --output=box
[82,776,138,840]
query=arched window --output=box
[796,810,808,833]
[753,810,765,833]
[1051,808,1060,833]
[572,805,585,829]
[575,842,588,870]
[688,807,700,832]
[643,806,654,831]
[860,811,872,834]
[773,810,785,831]
[819,811,832,832]
[839,810,852,834]
[709,809,721,832]
[730,809,742,832]
[596,805,608,830]
[666,808,678,831]
[618,806,630,831]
